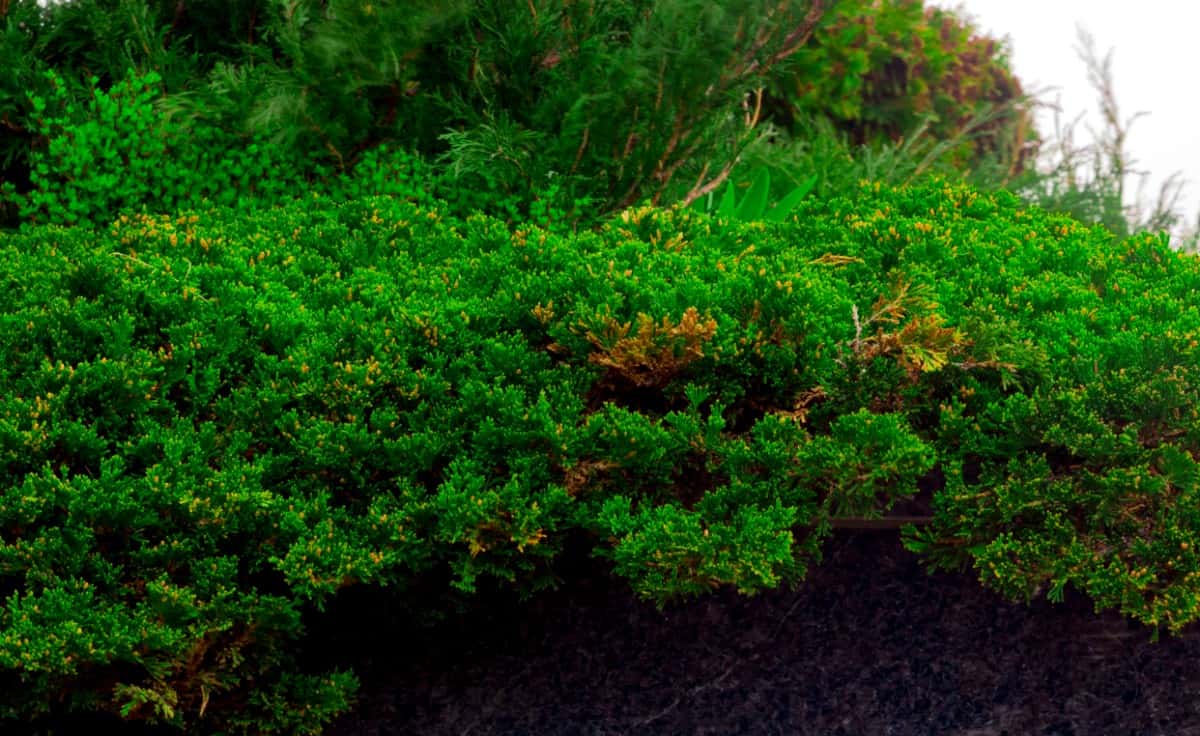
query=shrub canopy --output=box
[2,178,1199,732]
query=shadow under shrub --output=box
[3,176,1200,732]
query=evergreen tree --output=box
[4,0,836,228]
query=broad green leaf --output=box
[765,174,818,222]
[716,179,738,218]
[735,168,771,221]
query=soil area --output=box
[20,529,1200,735]
[323,529,1200,736]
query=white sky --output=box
[926,0,1200,247]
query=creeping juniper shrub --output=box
[7,69,321,229]
[4,176,1200,732]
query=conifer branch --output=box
[679,159,737,208]
[570,125,589,175]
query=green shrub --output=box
[2,0,841,231]
[6,68,320,229]
[320,144,441,211]
[773,0,1041,177]
[3,68,586,235]
[4,176,1200,731]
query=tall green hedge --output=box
[2,177,1200,732]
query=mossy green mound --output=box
[2,176,1198,732]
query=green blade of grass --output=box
[765,174,818,222]
[735,168,771,221]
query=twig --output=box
[726,0,828,87]
[569,125,589,175]
[761,0,828,73]
[629,662,737,727]
[679,157,738,209]
[676,88,765,208]
[743,86,764,128]
[110,251,157,270]
[851,304,862,353]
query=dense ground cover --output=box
[5,2,1200,733]
[3,176,1200,732]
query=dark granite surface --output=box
[323,530,1200,736]
[19,529,1200,735]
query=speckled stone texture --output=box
[321,530,1200,736]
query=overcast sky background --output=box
[926,0,1200,247]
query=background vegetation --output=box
[2,0,1195,245]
